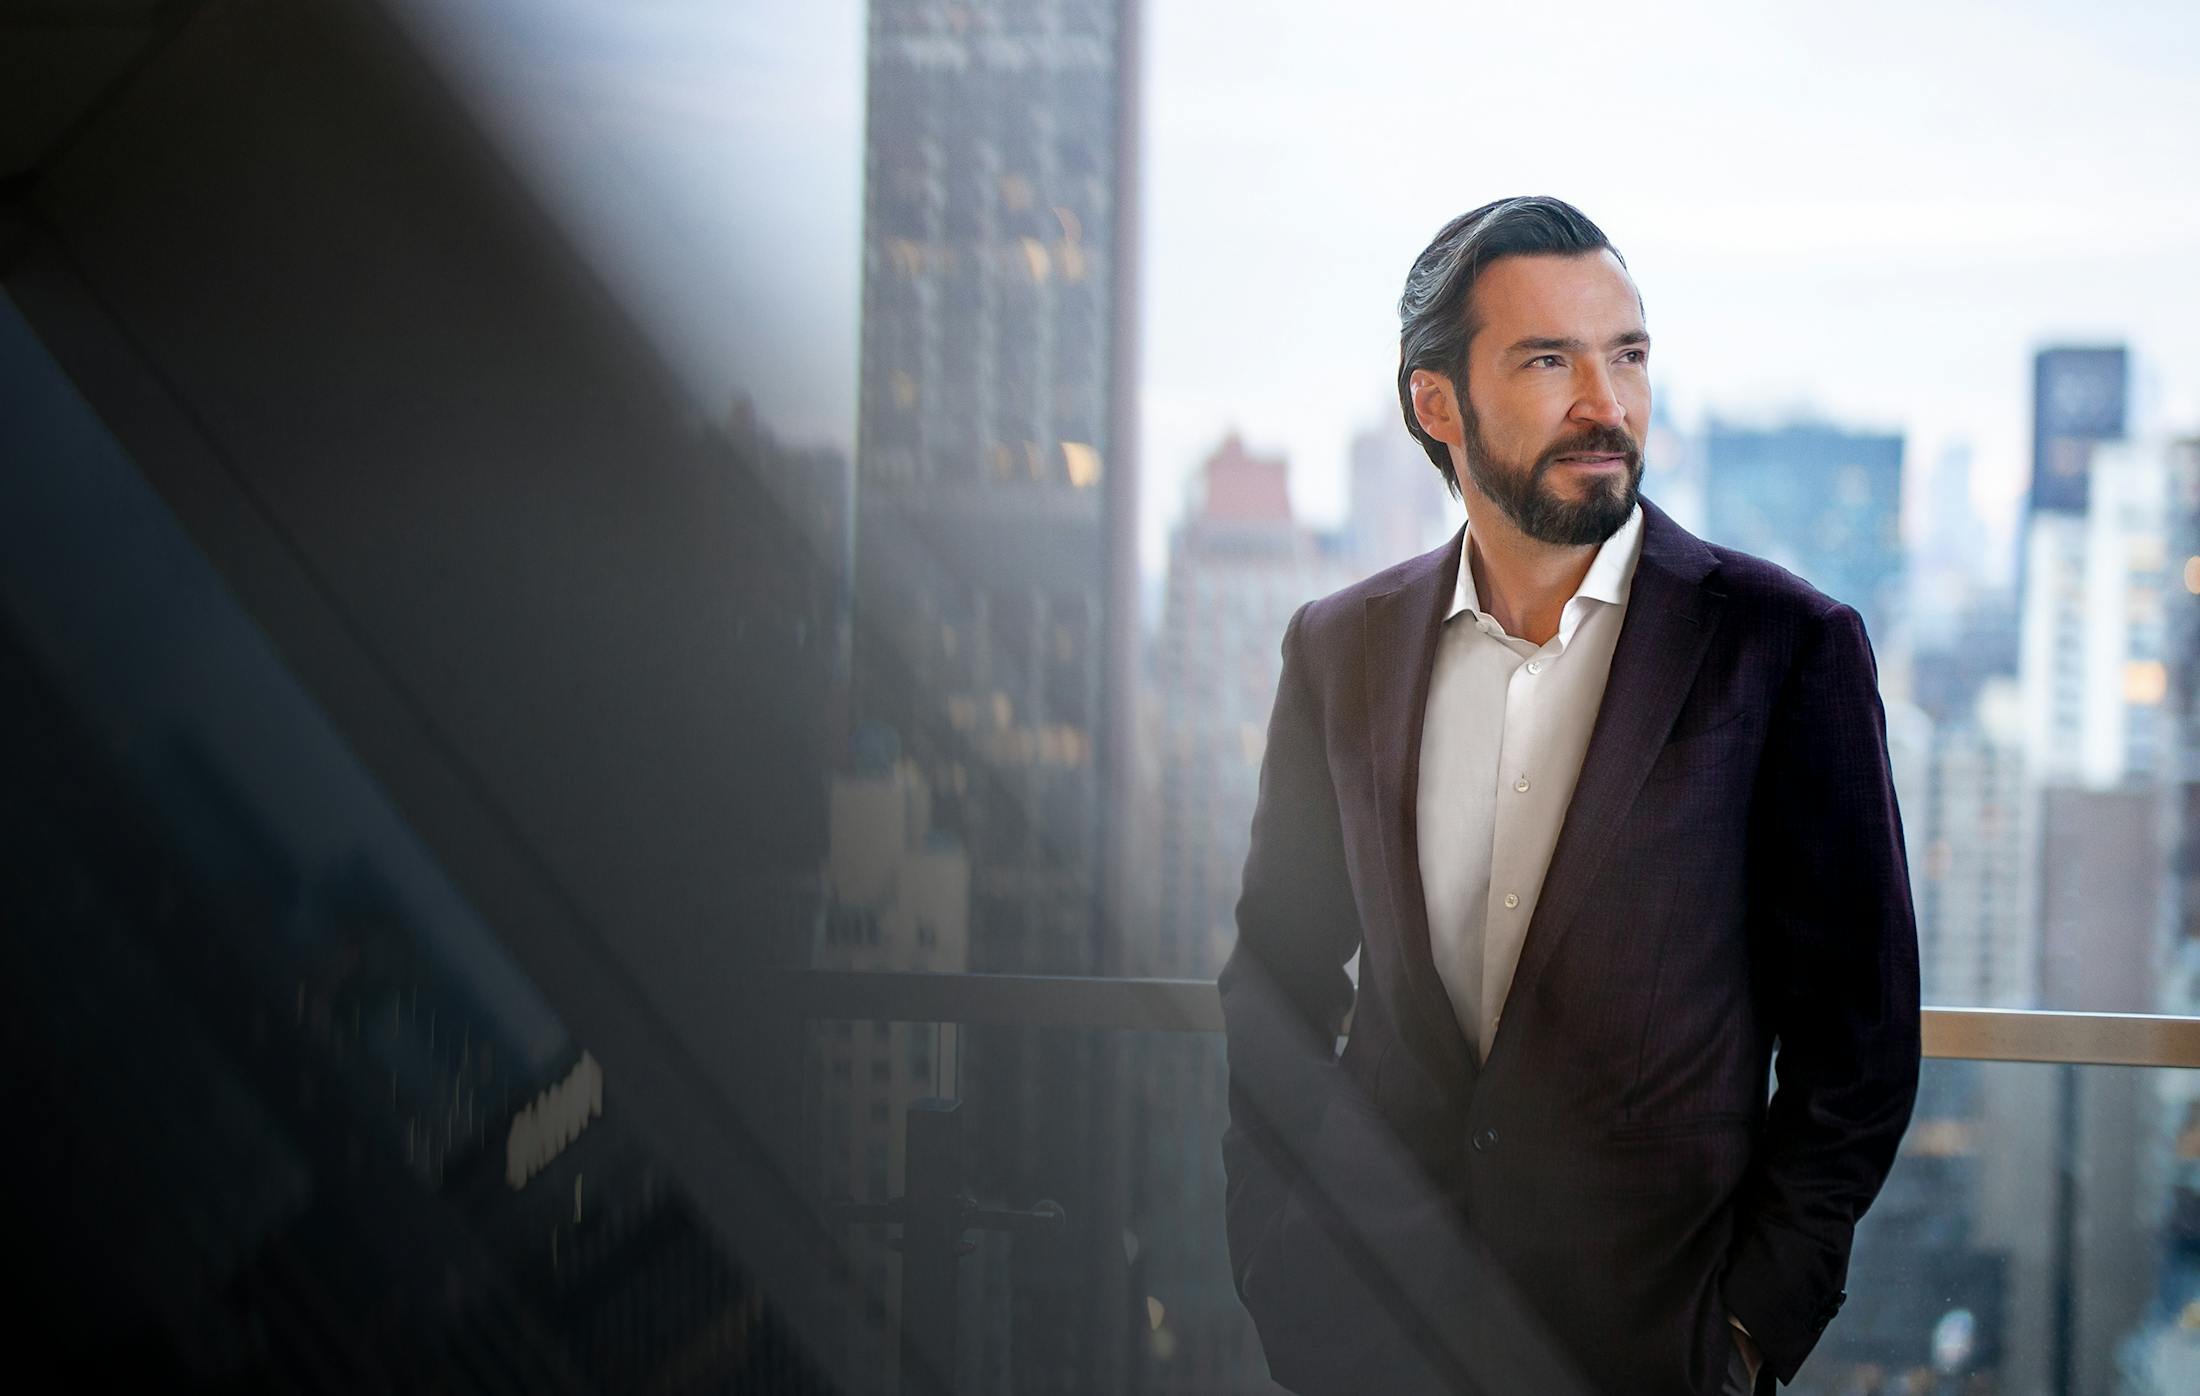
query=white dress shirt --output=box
[1416,502,1645,1062]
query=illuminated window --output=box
[1018,236,1051,281]
[2125,660,2168,705]
[1061,441,1101,487]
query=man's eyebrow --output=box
[1504,331,1652,355]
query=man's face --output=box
[1452,250,1650,547]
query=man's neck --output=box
[1465,514,1599,647]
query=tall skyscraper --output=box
[2001,353,2188,1388]
[848,2,1142,1390]
[854,0,1140,972]
[2030,346,2129,516]
[1148,435,1359,982]
[1702,420,1906,651]
[1133,434,1354,1395]
[2017,437,2172,790]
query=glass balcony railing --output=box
[785,971,2200,1396]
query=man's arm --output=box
[1217,603,1364,1298]
[1723,601,1922,1385]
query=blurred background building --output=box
[1701,419,1907,653]
[1128,434,1355,1393]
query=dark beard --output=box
[1460,409,1643,547]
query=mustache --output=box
[1537,426,1640,467]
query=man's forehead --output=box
[1473,251,1644,336]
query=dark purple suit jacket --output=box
[1219,497,1920,1396]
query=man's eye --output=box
[1527,355,1562,368]
[1618,349,1648,365]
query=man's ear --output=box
[1409,369,1465,449]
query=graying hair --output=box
[1396,197,1622,495]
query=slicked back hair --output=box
[1396,196,1623,496]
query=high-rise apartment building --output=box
[2018,437,2172,790]
[848,2,1142,1390]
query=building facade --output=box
[1702,419,1905,652]
[848,1,1144,1390]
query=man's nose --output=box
[1570,367,1628,430]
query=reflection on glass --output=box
[802,1023,2200,1395]
[0,293,827,1392]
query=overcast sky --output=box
[407,0,2200,577]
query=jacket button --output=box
[1472,1127,1499,1153]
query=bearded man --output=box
[1218,196,1920,1396]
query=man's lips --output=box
[1555,453,1627,468]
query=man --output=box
[1218,197,1920,1396]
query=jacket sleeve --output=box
[1217,602,1365,1299]
[1722,601,1922,1384]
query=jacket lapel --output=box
[1487,499,1725,1070]
[1363,529,1477,1079]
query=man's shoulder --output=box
[1698,538,1858,631]
[1289,535,1455,645]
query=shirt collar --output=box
[1447,500,1645,627]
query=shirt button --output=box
[1472,1127,1499,1153]
[1526,660,1542,674]
[1503,892,1520,909]
[1514,777,1530,793]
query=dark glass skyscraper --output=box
[851,2,1142,1390]
[855,0,1140,977]
[1703,420,1905,648]
[2030,346,2129,515]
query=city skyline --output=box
[12,2,2200,1392]
[401,0,2200,582]
[398,5,2200,1389]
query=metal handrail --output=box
[779,970,2200,1069]
[782,970,1219,1033]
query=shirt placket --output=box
[1482,639,1559,1052]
